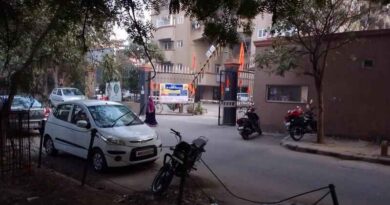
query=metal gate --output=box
[0,111,33,178]
[148,65,196,116]
[218,70,254,125]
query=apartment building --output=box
[151,6,272,101]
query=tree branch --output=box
[125,0,156,81]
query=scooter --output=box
[284,101,317,141]
[236,108,262,140]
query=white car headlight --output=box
[106,137,126,146]
[98,133,126,146]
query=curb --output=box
[280,137,390,166]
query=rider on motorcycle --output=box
[246,106,262,135]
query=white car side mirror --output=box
[76,120,90,129]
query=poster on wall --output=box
[159,83,188,103]
[106,81,122,102]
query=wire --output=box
[189,176,217,204]
[200,158,330,205]
[312,191,330,205]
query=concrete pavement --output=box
[281,134,390,166]
[33,110,390,205]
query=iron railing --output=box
[0,111,32,179]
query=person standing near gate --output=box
[144,97,158,126]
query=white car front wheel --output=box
[44,136,57,156]
[92,149,107,172]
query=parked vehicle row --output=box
[0,95,50,130]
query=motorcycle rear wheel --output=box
[289,126,304,141]
[151,164,174,195]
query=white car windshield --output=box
[88,105,143,128]
[62,88,83,96]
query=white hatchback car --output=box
[43,100,162,172]
[49,87,86,106]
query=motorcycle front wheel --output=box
[151,164,174,195]
[289,126,304,141]
[240,131,250,140]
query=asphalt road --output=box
[33,114,390,205]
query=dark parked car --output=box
[1,95,50,130]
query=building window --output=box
[161,41,173,50]
[215,64,220,74]
[177,16,184,24]
[156,15,171,27]
[192,21,201,30]
[176,40,183,48]
[266,85,308,103]
[257,28,269,39]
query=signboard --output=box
[106,81,122,102]
[159,83,188,103]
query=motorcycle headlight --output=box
[98,133,126,146]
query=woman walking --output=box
[144,97,158,126]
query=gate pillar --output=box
[223,61,239,126]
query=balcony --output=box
[198,73,218,86]
[191,21,204,41]
[164,50,174,62]
[154,26,175,40]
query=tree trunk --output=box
[43,67,49,102]
[315,77,325,144]
[53,66,59,87]
[0,78,17,151]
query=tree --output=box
[256,0,376,143]
[0,0,113,112]
[125,42,165,63]
[0,0,114,151]
[101,54,120,84]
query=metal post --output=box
[81,129,97,186]
[177,153,188,205]
[139,67,151,116]
[37,120,46,168]
[329,184,339,205]
[218,70,222,126]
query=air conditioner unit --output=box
[193,21,201,30]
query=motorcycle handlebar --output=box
[170,128,182,141]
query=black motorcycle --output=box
[151,129,208,194]
[284,104,317,141]
[236,109,262,140]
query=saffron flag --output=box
[189,84,194,96]
[239,42,245,71]
[226,78,230,88]
[192,54,196,70]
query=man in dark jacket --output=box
[246,107,262,135]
